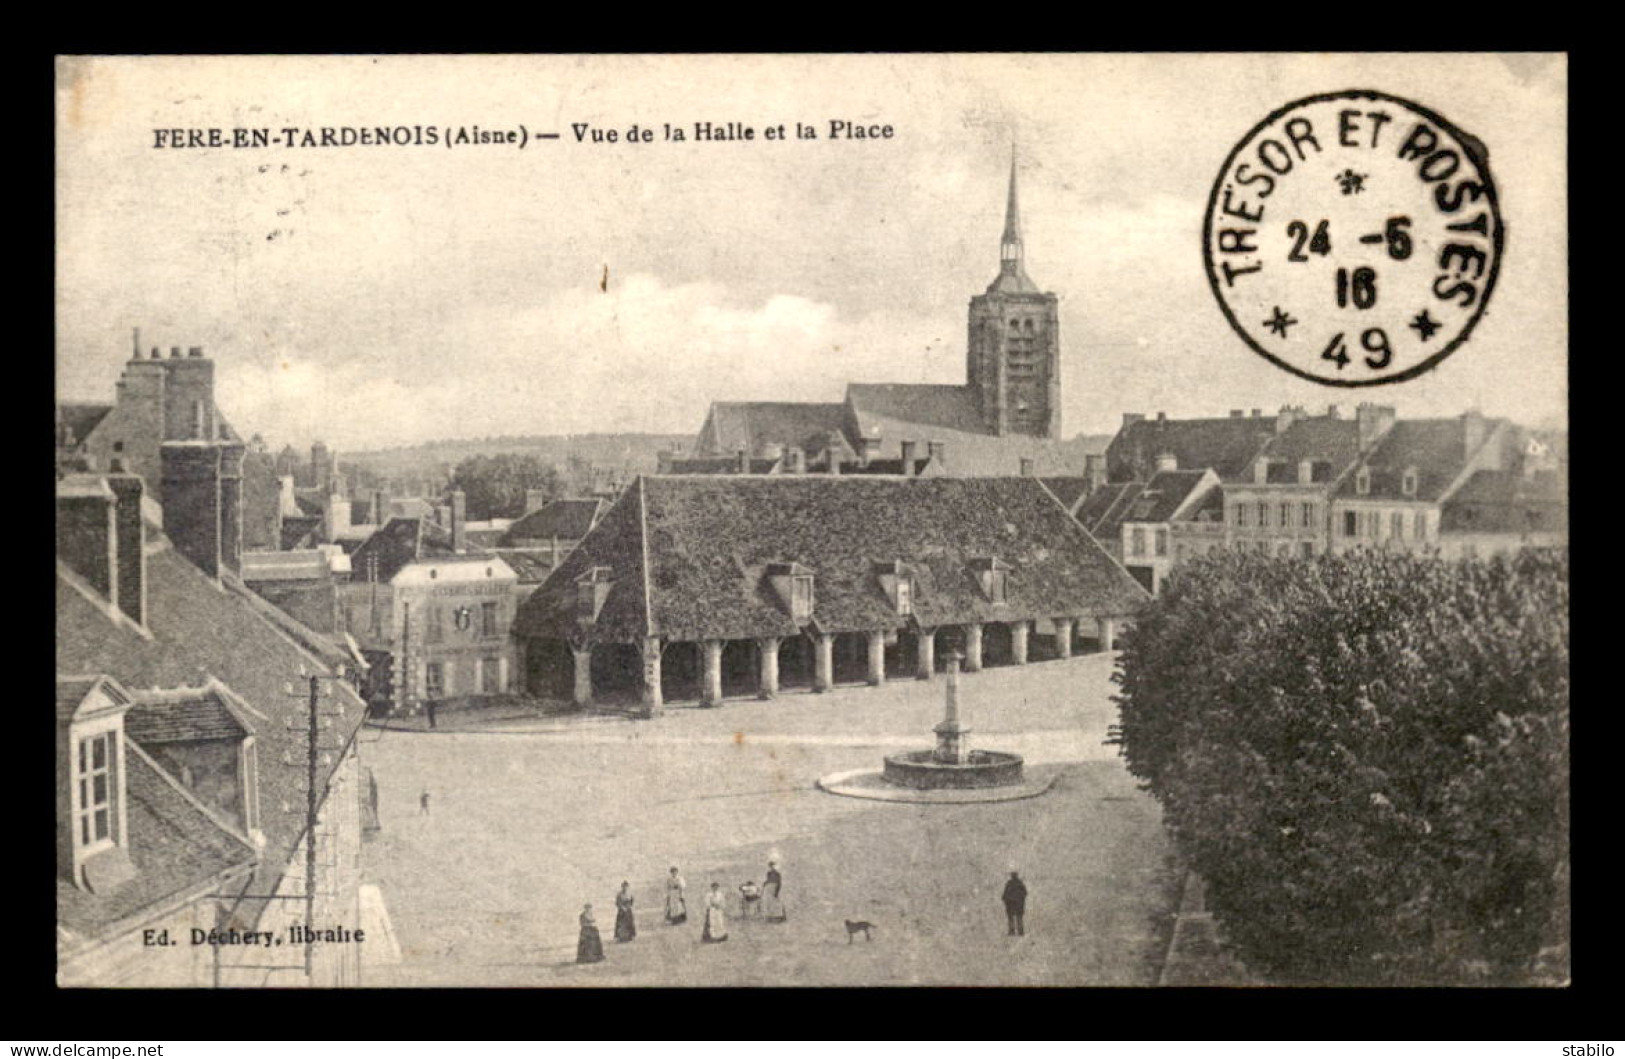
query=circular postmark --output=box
[1203,89,1503,386]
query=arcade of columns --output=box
[528,616,1120,717]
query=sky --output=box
[56,54,1567,453]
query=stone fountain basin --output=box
[881,749,1025,789]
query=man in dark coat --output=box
[1002,871,1028,936]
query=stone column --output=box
[702,639,724,706]
[866,630,886,686]
[758,637,781,699]
[964,623,984,673]
[813,634,834,693]
[916,627,936,680]
[1097,617,1116,652]
[571,644,593,706]
[639,636,663,718]
[1011,621,1029,665]
[1054,618,1075,659]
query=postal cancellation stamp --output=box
[1203,89,1504,387]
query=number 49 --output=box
[1321,328,1393,370]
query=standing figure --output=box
[665,867,688,925]
[1002,871,1028,937]
[739,880,761,918]
[701,882,729,943]
[577,904,605,964]
[763,860,786,922]
[419,789,431,816]
[614,881,637,943]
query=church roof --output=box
[514,476,1149,644]
[697,401,851,457]
[847,383,988,437]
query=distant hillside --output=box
[344,433,695,479]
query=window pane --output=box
[92,737,107,770]
[93,773,108,805]
[94,808,109,841]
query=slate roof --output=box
[56,740,257,941]
[1334,418,1487,502]
[1040,477,1093,512]
[348,516,469,583]
[1441,469,1569,534]
[1108,416,1277,483]
[493,548,557,584]
[58,403,114,446]
[698,401,852,457]
[1255,417,1363,483]
[1074,481,1143,538]
[500,499,605,545]
[846,383,989,436]
[241,550,331,583]
[514,476,1149,645]
[57,539,366,934]
[57,675,125,722]
[1121,470,1212,524]
[125,687,251,744]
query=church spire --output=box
[1001,144,1022,264]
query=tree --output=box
[449,453,562,520]
[1114,548,1568,985]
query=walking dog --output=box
[844,919,876,943]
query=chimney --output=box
[106,476,146,624]
[857,436,880,468]
[1156,411,1167,422]
[162,442,224,579]
[217,441,245,575]
[656,450,673,475]
[1229,409,1244,418]
[1277,405,1299,433]
[1251,408,1262,418]
[131,327,142,361]
[162,345,215,442]
[451,489,467,554]
[735,448,749,474]
[1297,459,1315,485]
[825,431,845,474]
[1327,404,1341,419]
[900,441,918,477]
[1462,409,1487,454]
[56,477,117,602]
[1085,453,1105,491]
[278,475,300,517]
[1019,456,1034,477]
[1155,452,1177,473]
[1357,403,1397,450]
[188,346,204,358]
[927,440,946,469]
[324,491,351,544]
[785,447,805,474]
[374,488,389,525]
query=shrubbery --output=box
[1114,547,1569,985]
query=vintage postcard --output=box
[55,53,1567,987]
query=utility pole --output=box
[304,674,319,979]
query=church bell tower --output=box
[967,148,1061,438]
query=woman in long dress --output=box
[763,860,786,922]
[701,882,729,943]
[665,867,687,925]
[614,881,637,942]
[576,904,604,964]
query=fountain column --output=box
[758,637,780,699]
[932,651,970,764]
[965,623,984,672]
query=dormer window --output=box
[575,566,614,624]
[1401,467,1418,497]
[766,562,815,623]
[895,579,912,617]
[1356,467,1371,496]
[59,676,136,892]
[969,557,1011,606]
[76,732,118,852]
[874,560,914,617]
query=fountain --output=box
[817,650,1050,803]
[881,651,1025,789]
